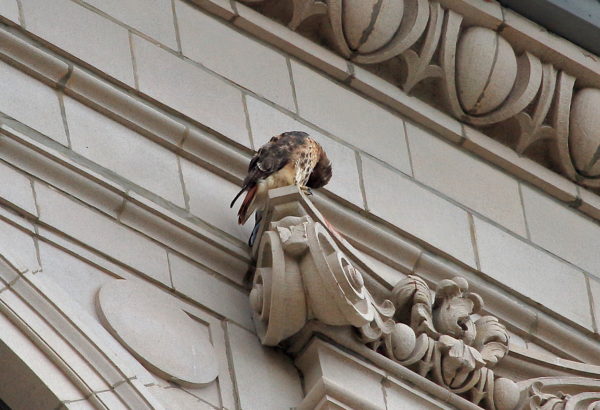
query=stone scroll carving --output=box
[249,188,600,409]
[240,0,600,191]
[249,189,520,409]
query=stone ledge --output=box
[198,0,600,216]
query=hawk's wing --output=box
[230,134,296,208]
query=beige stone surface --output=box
[234,2,351,82]
[0,0,19,23]
[305,341,387,409]
[407,122,527,236]
[589,278,600,334]
[0,218,40,274]
[385,377,449,409]
[0,61,67,145]
[245,96,364,206]
[0,313,81,407]
[179,157,252,240]
[176,0,295,111]
[97,280,219,386]
[0,160,37,216]
[20,0,134,86]
[0,127,125,218]
[169,253,252,329]
[362,156,476,267]
[132,35,247,143]
[38,241,112,321]
[65,399,97,410]
[226,323,303,410]
[64,97,185,207]
[83,0,178,49]
[522,185,600,278]
[148,385,216,410]
[473,217,593,329]
[34,183,171,285]
[95,391,128,410]
[291,61,411,173]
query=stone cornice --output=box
[251,188,600,409]
[236,0,600,193]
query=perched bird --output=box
[231,131,332,244]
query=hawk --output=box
[230,131,332,241]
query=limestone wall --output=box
[0,0,598,409]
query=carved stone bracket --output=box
[239,0,600,192]
[249,187,600,409]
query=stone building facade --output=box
[0,0,599,409]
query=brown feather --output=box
[238,184,258,224]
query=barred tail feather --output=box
[237,185,258,225]
[230,187,246,208]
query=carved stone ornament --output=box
[239,0,600,192]
[249,186,600,410]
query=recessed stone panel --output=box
[97,280,219,386]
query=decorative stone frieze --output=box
[250,186,600,409]
[240,0,600,192]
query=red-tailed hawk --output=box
[230,131,332,227]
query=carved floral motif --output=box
[248,189,600,409]
[249,189,518,409]
[239,0,600,191]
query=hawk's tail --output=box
[230,187,246,208]
[237,185,258,225]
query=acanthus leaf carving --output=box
[249,189,600,410]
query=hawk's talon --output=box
[300,186,313,196]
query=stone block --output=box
[147,385,216,410]
[0,161,37,216]
[589,278,600,334]
[234,2,351,82]
[63,97,185,207]
[83,0,178,49]
[0,287,101,399]
[20,0,134,86]
[179,158,252,241]
[473,217,593,329]
[291,61,411,174]
[226,323,303,410]
[407,122,527,236]
[0,130,125,219]
[462,126,579,203]
[385,377,451,409]
[37,242,112,321]
[131,35,247,143]
[65,399,96,410]
[118,196,250,287]
[577,187,600,221]
[295,339,386,409]
[361,156,476,267]
[0,60,67,145]
[0,312,81,407]
[0,0,19,24]
[0,218,40,275]
[34,182,171,285]
[169,253,253,329]
[522,185,600,278]
[176,1,295,111]
[95,391,128,410]
[245,96,364,206]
